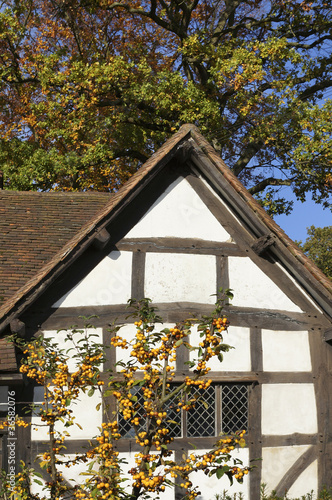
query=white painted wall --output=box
[228,257,303,312]
[275,263,322,312]
[57,455,98,486]
[31,386,102,441]
[43,328,103,373]
[126,177,232,242]
[115,323,173,371]
[262,330,311,372]
[261,445,312,494]
[189,325,251,372]
[261,384,317,435]
[145,252,216,304]
[53,251,132,307]
[189,447,249,500]
[287,459,318,498]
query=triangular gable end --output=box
[0,123,331,332]
[52,160,313,316]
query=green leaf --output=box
[216,468,224,479]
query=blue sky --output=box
[274,193,331,244]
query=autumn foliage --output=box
[0,1,331,214]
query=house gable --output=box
[0,125,331,499]
[50,167,310,315]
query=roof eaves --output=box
[0,125,195,333]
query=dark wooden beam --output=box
[262,434,318,447]
[118,237,244,256]
[325,327,332,344]
[92,228,111,250]
[251,234,275,256]
[10,318,26,337]
[36,303,313,331]
[275,445,317,496]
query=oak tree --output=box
[0,0,331,214]
[298,225,332,280]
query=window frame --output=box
[118,382,249,440]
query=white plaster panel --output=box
[287,459,318,498]
[198,172,245,228]
[119,451,174,499]
[31,387,102,441]
[261,384,317,435]
[53,250,132,307]
[261,445,311,493]
[145,253,216,304]
[115,323,136,371]
[189,447,249,500]
[43,328,103,373]
[262,330,311,372]
[57,454,98,486]
[126,177,232,242]
[228,257,303,312]
[276,262,321,312]
[115,323,173,371]
[31,456,98,495]
[189,325,251,372]
[30,475,47,497]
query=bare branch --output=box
[249,177,293,196]
[232,140,264,177]
[113,149,148,162]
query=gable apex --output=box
[0,124,331,333]
[125,176,232,242]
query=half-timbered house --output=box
[0,124,331,499]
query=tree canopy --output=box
[0,0,332,214]
[299,225,332,280]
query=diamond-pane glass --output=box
[118,387,182,438]
[165,394,182,438]
[221,384,248,434]
[187,385,215,437]
[118,387,146,438]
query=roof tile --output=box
[0,191,111,303]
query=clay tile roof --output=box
[0,337,17,372]
[0,191,112,304]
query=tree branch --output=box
[232,140,264,177]
[299,79,332,102]
[249,177,293,196]
[113,149,148,163]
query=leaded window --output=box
[118,383,248,439]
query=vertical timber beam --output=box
[309,326,332,489]
[249,327,262,499]
[131,251,146,300]
[216,255,229,293]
